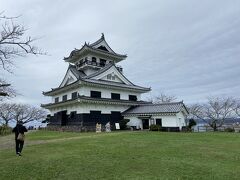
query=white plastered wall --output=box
[51,84,141,104]
[49,103,130,115]
[125,111,187,130]
[80,86,141,100]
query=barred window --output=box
[55,97,59,103]
[72,92,78,99]
[62,95,67,101]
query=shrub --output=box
[150,124,161,131]
[0,125,12,136]
[119,119,130,130]
[224,127,234,132]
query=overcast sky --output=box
[1,0,240,105]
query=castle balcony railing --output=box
[77,60,123,72]
[77,60,104,69]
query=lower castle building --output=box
[41,34,188,131]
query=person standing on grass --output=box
[12,121,28,156]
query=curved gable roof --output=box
[64,34,127,62]
[89,33,117,54]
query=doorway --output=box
[57,110,67,126]
[142,119,149,129]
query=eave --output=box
[82,80,151,93]
[123,112,178,117]
[41,96,151,109]
[41,98,79,109]
[64,45,127,63]
[43,78,151,96]
[42,81,80,96]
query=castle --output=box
[42,34,188,131]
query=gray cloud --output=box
[1,0,240,105]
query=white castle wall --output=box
[126,111,187,129]
[50,103,130,115]
[51,85,142,103]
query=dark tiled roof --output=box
[69,64,86,78]
[84,62,113,79]
[86,44,127,58]
[64,43,127,61]
[79,96,151,105]
[123,102,188,115]
[83,79,150,91]
[41,96,151,108]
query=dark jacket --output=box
[12,124,28,140]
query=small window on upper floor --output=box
[72,92,78,99]
[100,59,106,67]
[129,95,137,101]
[111,93,120,100]
[106,73,116,81]
[62,95,67,101]
[107,74,112,80]
[55,97,59,103]
[112,75,115,80]
[92,57,97,63]
[97,46,109,52]
[90,91,101,98]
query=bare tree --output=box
[0,78,16,101]
[147,92,177,103]
[189,97,236,131]
[0,12,44,99]
[0,12,43,71]
[0,103,16,125]
[1,103,47,124]
[233,100,240,117]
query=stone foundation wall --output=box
[44,125,108,132]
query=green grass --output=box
[26,130,84,140]
[0,131,239,180]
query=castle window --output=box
[107,73,115,80]
[156,119,162,126]
[55,97,59,103]
[62,95,67,101]
[92,57,96,63]
[107,74,111,80]
[90,91,101,98]
[97,46,109,52]
[111,93,120,100]
[129,95,137,101]
[71,92,78,99]
[100,59,106,67]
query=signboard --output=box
[115,123,120,130]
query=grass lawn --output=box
[0,131,239,180]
